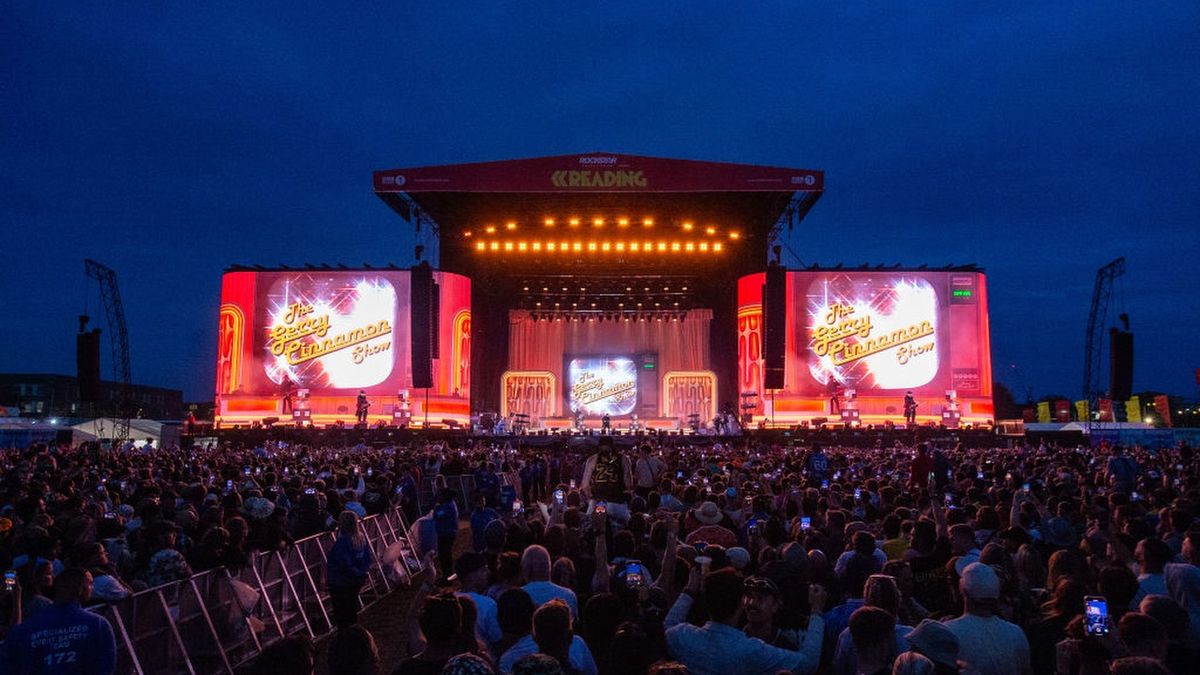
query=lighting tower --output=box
[85,259,132,442]
[1082,257,1125,420]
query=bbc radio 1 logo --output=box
[380,175,406,186]
[791,175,817,186]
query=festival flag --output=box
[1022,407,1036,423]
[1075,400,1089,422]
[1155,394,1172,427]
[1098,398,1114,422]
[1037,401,1051,423]
[1125,396,1141,423]
[1054,400,1071,423]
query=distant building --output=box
[0,373,184,420]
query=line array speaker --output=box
[411,263,433,389]
[763,264,787,390]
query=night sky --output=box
[3,3,1198,402]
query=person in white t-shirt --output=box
[633,444,664,498]
[944,562,1031,675]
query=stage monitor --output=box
[565,354,655,417]
[216,269,471,424]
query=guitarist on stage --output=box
[903,391,918,425]
[356,390,370,423]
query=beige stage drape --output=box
[507,309,712,400]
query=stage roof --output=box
[372,153,824,278]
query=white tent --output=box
[71,418,180,447]
[0,420,96,447]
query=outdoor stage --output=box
[213,153,994,432]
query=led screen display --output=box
[737,271,991,416]
[566,356,639,417]
[216,270,471,411]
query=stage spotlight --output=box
[506,221,517,230]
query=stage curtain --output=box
[508,310,712,405]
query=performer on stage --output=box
[827,379,841,414]
[280,379,294,414]
[601,413,611,434]
[903,391,917,425]
[573,408,585,431]
[356,390,370,423]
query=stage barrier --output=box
[82,506,423,675]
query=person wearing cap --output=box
[579,436,633,522]
[742,575,802,650]
[456,551,502,647]
[944,562,1031,675]
[903,619,961,674]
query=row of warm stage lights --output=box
[528,311,690,323]
[466,217,738,254]
[475,239,725,253]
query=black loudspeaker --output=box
[411,263,434,389]
[77,329,102,402]
[430,282,441,359]
[763,264,787,390]
[1110,328,1134,400]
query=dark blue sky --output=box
[3,3,1198,402]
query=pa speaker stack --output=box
[1109,328,1134,401]
[77,328,102,403]
[411,262,435,389]
[763,264,787,390]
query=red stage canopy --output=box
[374,152,823,194]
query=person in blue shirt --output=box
[4,567,117,675]
[326,510,375,629]
[474,461,501,508]
[807,446,829,482]
[469,494,500,553]
[433,483,460,575]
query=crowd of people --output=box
[0,433,1198,675]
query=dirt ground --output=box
[311,523,470,675]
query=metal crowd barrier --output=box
[90,506,423,675]
[418,474,477,514]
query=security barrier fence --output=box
[85,506,423,675]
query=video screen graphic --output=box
[262,275,397,389]
[566,357,638,416]
[737,270,992,421]
[805,275,940,390]
[216,269,471,422]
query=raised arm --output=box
[654,515,681,595]
[591,511,611,594]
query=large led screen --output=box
[737,270,992,419]
[216,270,471,419]
[566,356,638,417]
